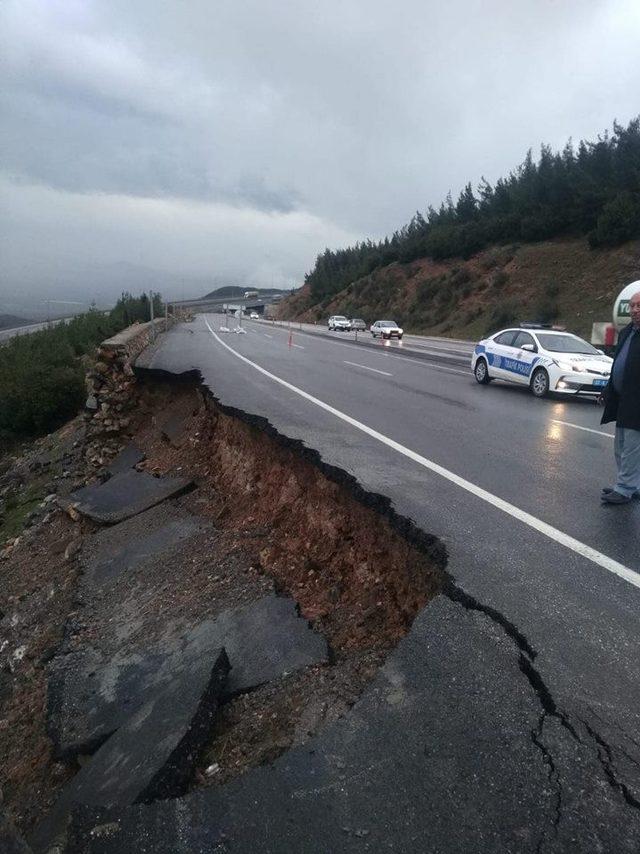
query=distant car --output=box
[328,315,351,331]
[371,320,403,340]
[349,318,366,332]
[471,325,613,398]
[249,311,259,319]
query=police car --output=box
[471,324,613,398]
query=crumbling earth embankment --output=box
[134,370,445,650]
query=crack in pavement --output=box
[531,713,562,854]
[579,716,640,810]
[444,578,640,851]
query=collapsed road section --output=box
[2,353,640,853]
[3,370,444,853]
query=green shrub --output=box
[0,293,163,440]
[533,298,559,324]
[0,334,85,434]
[490,270,509,290]
[484,300,520,334]
[588,192,640,248]
[544,282,560,298]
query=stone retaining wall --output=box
[84,319,169,470]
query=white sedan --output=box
[471,326,613,398]
[371,320,404,340]
[328,315,351,331]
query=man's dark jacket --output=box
[601,323,640,429]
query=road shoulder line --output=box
[552,419,614,439]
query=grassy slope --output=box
[281,237,640,340]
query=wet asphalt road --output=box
[131,315,640,852]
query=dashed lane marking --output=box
[256,323,470,371]
[204,318,639,591]
[398,342,472,359]
[378,352,469,375]
[343,360,393,376]
[266,328,470,376]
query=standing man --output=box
[601,290,640,504]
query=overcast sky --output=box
[1,0,639,311]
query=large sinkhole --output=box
[122,370,447,789]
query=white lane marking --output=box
[381,352,470,376]
[260,325,471,374]
[405,341,473,357]
[264,333,273,339]
[204,317,640,590]
[343,360,393,377]
[399,347,467,361]
[552,419,614,439]
[302,336,470,375]
[292,343,305,349]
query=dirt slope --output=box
[281,237,640,340]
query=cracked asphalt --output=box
[117,315,640,853]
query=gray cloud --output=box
[1,0,639,307]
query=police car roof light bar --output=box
[519,321,553,329]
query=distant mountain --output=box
[200,286,287,300]
[200,286,245,299]
[0,314,31,331]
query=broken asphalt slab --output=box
[79,510,204,588]
[66,596,640,854]
[47,595,329,760]
[208,594,329,695]
[31,648,229,854]
[59,469,193,524]
[106,443,145,476]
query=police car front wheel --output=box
[474,358,491,385]
[530,367,550,398]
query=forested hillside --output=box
[283,237,639,341]
[297,117,640,318]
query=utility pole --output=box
[149,290,156,341]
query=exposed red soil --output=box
[136,380,442,652]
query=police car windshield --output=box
[536,333,599,355]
